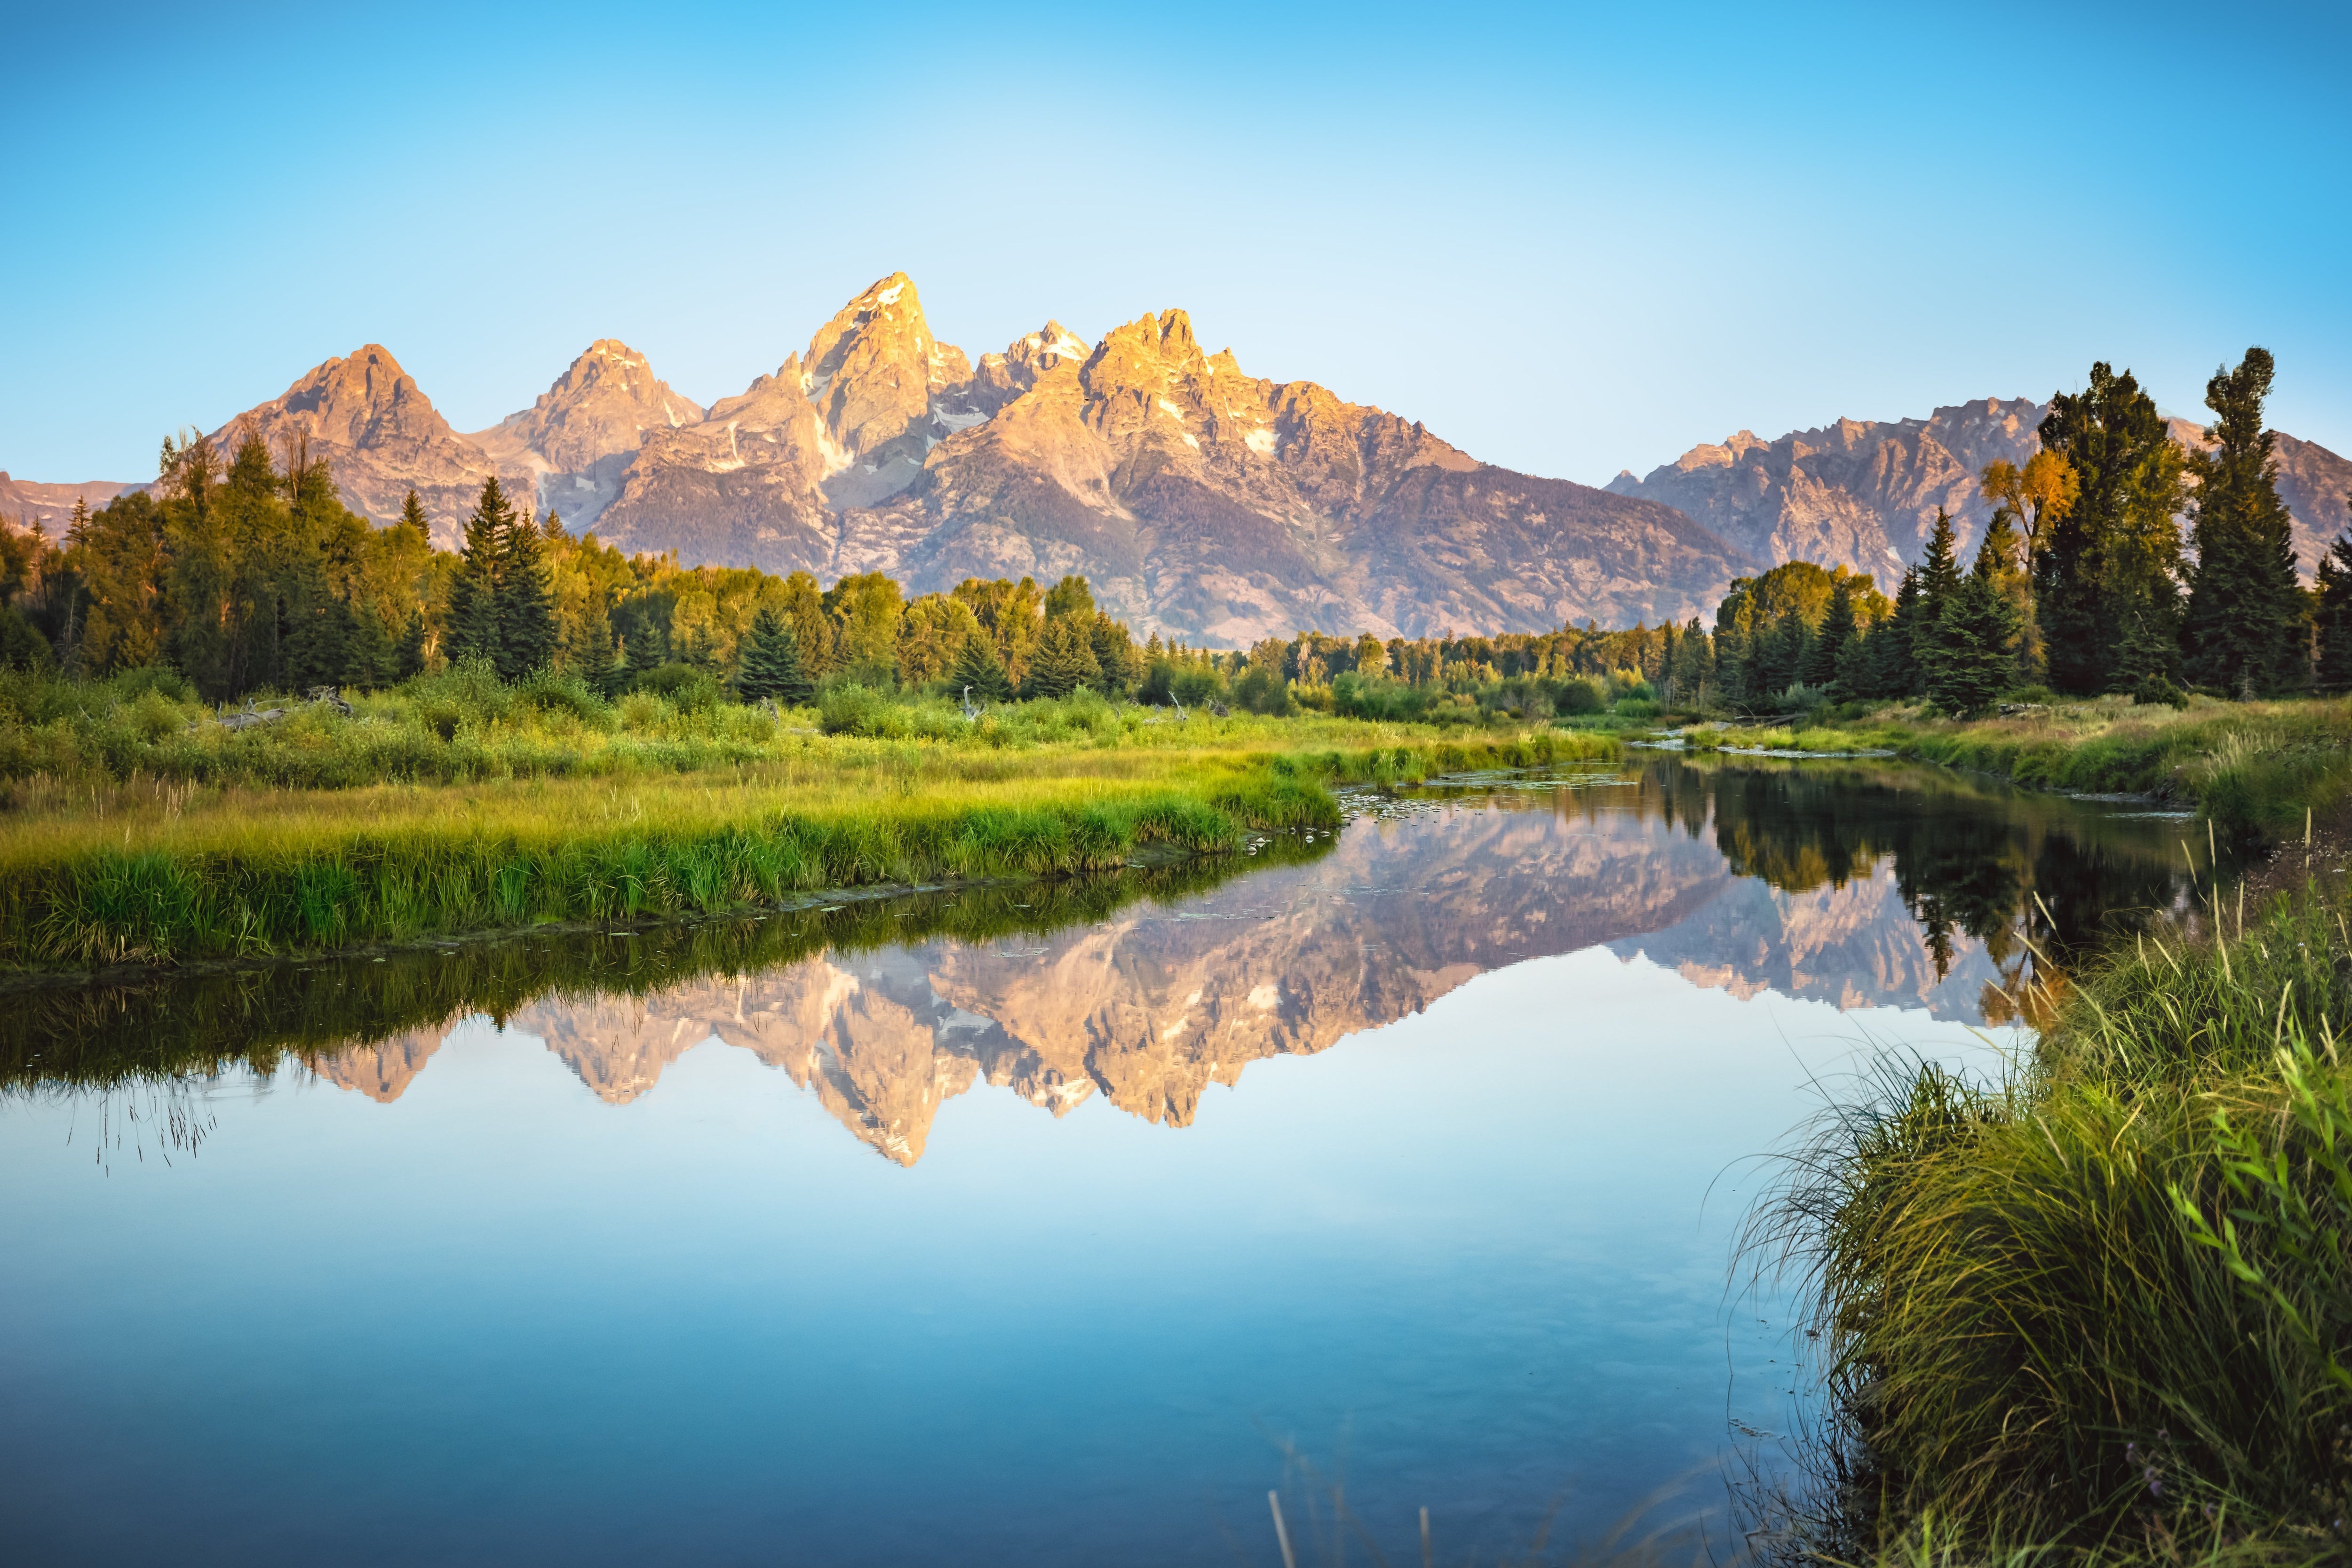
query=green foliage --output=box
[2184,348,2308,696]
[630,662,720,713]
[1760,888,2352,1556]
[948,629,1011,702]
[2036,363,2188,696]
[1021,614,1102,699]
[733,607,811,705]
[1919,549,2024,718]
[495,497,558,681]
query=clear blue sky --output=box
[6,0,2347,487]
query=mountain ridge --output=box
[14,282,2348,633]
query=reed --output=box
[1753,878,2352,1561]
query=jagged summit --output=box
[204,344,521,547]
[467,340,707,526]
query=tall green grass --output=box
[0,731,1600,969]
[0,844,1325,1092]
[1754,878,2352,1562]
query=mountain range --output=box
[8,274,2347,642]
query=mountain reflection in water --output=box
[8,757,2196,1168]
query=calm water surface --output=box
[0,758,2205,1566]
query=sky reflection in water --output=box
[0,759,2201,1566]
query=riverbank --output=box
[1757,826,2352,1563]
[1687,694,2352,842]
[0,705,1596,971]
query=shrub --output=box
[632,662,720,713]
[515,667,614,727]
[1557,677,1605,715]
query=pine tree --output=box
[2183,347,2306,695]
[949,629,1010,701]
[1088,610,1141,692]
[399,488,430,543]
[2318,520,2352,692]
[445,477,508,668]
[1925,550,2022,717]
[343,604,396,690]
[1021,614,1101,698]
[578,601,622,698]
[1804,580,1856,691]
[1909,511,1964,699]
[1919,509,1963,612]
[395,609,429,679]
[2035,363,2183,694]
[1875,566,1925,697]
[734,608,812,705]
[1753,605,1807,698]
[495,500,556,681]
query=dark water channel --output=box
[0,757,2215,1566]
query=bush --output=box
[632,662,720,713]
[515,667,613,727]
[1612,697,1660,719]
[1557,677,1605,715]
[819,683,904,738]
[2133,671,2190,709]
[1170,666,1225,707]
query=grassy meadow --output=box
[0,664,1604,971]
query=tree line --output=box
[1739,348,2344,711]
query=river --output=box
[0,756,2209,1566]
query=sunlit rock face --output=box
[303,764,2139,1164]
[202,344,536,548]
[466,339,705,533]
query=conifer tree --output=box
[399,488,430,543]
[1803,580,1856,690]
[395,609,429,679]
[1908,511,1963,697]
[495,498,557,680]
[1021,614,1101,698]
[343,603,396,689]
[1875,566,1925,697]
[445,477,508,668]
[2034,364,2183,694]
[623,613,668,684]
[1924,537,2022,716]
[949,629,1010,701]
[2183,347,2306,695]
[2317,520,2352,692]
[1088,610,1141,692]
[579,601,622,697]
[734,607,811,704]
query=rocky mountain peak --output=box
[252,344,446,450]
[1084,309,1211,396]
[202,344,521,547]
[471,338,706,481]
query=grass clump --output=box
[1756,875,2352,1563]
